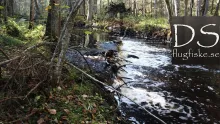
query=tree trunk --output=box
[174,0,178,16]
[87,0,93,21]
[185,0,189,16]
[29,0,35,29]
[177,0,180,16]
[211,0,215,14]
[142,0,145,15]
[203,0,209,16]
[151,0,153,17]
[45,0,60,42]
[154,0,157,17]
[34,0,41,20]
[79,0,86,16]
[7,0,13,16]
[3,0,7,24]
[164,0,172,25]
[189,0,194,16]
[197,0,201,16]
[93,0,97,15]
[134,0,137,16]
[214,0,220,16]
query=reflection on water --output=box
[116,39,220,123]
[69,29,112,48]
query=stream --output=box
[67,31,220,123]
[116,39,220,124]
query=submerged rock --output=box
[127,54,139,59]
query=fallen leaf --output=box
[67,95,73,100]
[57,86,62,91]
[48,109,57,115]
[63,109,70,114]
[82,94,88,98]
[37,118,44,124]
[61,116,68,120]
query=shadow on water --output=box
[67,30,220,123]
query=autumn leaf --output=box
[63,109,70,114]
[67,95,74,100]
[48,109,57,115]
[37,118,44,124]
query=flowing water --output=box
[115,39,220,124]
[68,31,220,123]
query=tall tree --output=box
[211,0,215,14]
[164,0,172,24]
[87,0,93,21]
[34,0,41,20]
[3,0,8,24]
[79,0,86,16]
[7,0,14,16]
[203,0,209,16]
[197,0,201,16]
[45,0,61,42]
[154,0,157,17]
[174,0,178,16]
[189,0,194,16]
[185,0,189,16]
[214,0,220,16]
[29,0,35,29]
[133,0,137,16]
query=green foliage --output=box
[1,18,45,44]
[123,15,169,31]
[5,19,21,37]
[0,6,4,10]
[84,30,92,35]
[0,34,23,46]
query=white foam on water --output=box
[120,87,167,108]
[120,40,170,68]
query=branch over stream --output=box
[66,62,167,124]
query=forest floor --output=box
[0,19,127,123]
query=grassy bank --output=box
[96,15,169,32]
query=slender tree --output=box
[29,0,35,29]
[134,0,137,16]
[214,0,220,16]
[185,0,189,16]
[174,0,178,16]
[87,0,93,21]
[211,0,215,14]
[203,0,209,16]
[154,0,157,17]
[164,0,172,24]
[3,0,7,24]
[45,0,60,42]
[189,0,194,16]
[197,0,201,16]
